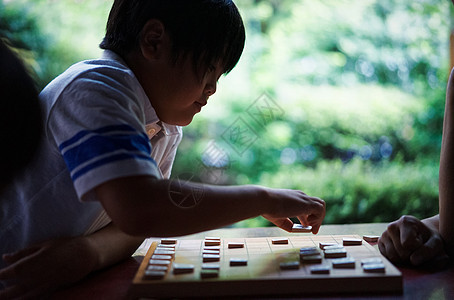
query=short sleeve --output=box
[47,69,161,201]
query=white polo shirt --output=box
[0,50,182,268]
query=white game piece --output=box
[343,238,362,246]
[228,242,245,249]
[323,245,344,251]
[203,249,220,255]
[279,261,300,270]
[230,258,248,266]
[203,254,221,262]
[361,257,383,265]
[149,259,172,266]
[301,254,323,264]
[173,263,195,274]
[271,238,289,245]
[160,238,177,245]
[332,257,356,268]
[157,244,176,249]
[154,249,175,257]
[202,263,220,270]
[324,249,347,258]
[310,265,331,274]
[299,247,320,257]
[205,240,221,246]
[319,242,338,250]
[151,254,173,261]
[363,235,380,243]
[363,263,386,273]
[200,269,219,278]
[291,224,312,233]
[204,246,221,251]
[146,265,168,272]
[143,270,166,280]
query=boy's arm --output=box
[439,68,454,257]
[0,223,142,299]
[95,176,325,237]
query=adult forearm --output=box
[439,68,454,256]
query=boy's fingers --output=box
[266,217,293,232]
[3,246,40,264]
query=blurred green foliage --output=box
[1,0,451,226]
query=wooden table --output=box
[51,223,454,299]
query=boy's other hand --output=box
[0,237,97,300]
[378,215,449,268]
[262,188,325,234]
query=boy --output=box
[0,0,325,298]
[378,67,454,268]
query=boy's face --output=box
[148,55,222,126]
[127,20,223,126]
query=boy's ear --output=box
[140,19,166,61]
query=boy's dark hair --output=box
[0,39,42,189]
[100,0,245,75]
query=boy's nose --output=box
[205,82,217,97]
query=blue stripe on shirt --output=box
[59,124,154,180]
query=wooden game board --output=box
[129,234,402,298]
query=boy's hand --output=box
[378,215,449,268]
[0,237,97,300]
[262,188,325,234]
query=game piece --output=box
[363,263,386,273]
[154,249,175,257]
[361,257,383,265]
[205,240,221,246]
[151,254,173,261]
[204,245,221,250]
[271,238,289,245]
[230,258,248,266]
[301,254,323,264]
[203,249,220,255]
[157,244,176,249]
[143,270,166,280]
[149,259,172,267]
[228,242,245,248]
[173,263,195,274]
[201,263,220,270]
[146,265,168,272]
[291,224,312,233]
[203,254,221,262]
[324,249,347,258]
[201,269,219,278]
[205,237,221,241]
[322,244,344,251]
[299,247,320,257]
[343,238,362,246]
[319,242,338,250]
[160,238,177,245]
[363,235,380,243]
[310,265,331,274]
[279,261,300,270]
[332,257,356,269]
[131,235,403,298]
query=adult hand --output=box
[262,188,325,234]
[0,237,97,300]
[378,215,449,268]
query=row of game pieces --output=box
[293,238,385,274]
